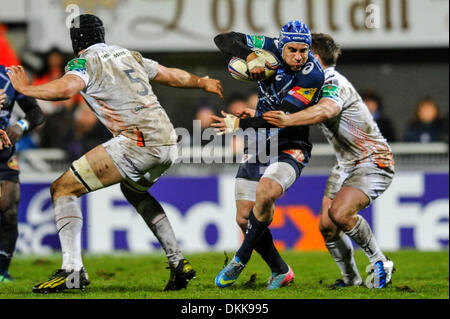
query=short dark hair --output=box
[311,33,341,67]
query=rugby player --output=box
[7,14,223,293]
[211,21,324,290]
[263,33,395,288]
[0,65,45,283]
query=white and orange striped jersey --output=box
[318,67,394,169]
[65,43,177,147]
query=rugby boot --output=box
[215,255,245,288]
[366,258,395,288]
[267,265,295,290]
[32,267,90,293]
[164,259,196,291]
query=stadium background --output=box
[0,0,448,257]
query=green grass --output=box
[0,250,448,299]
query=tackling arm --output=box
[263,98,341,128]
[20,75,85,101]
[7,65,85,101]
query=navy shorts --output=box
[0,155,20,183]
[236,149,308,182]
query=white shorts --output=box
[235,161,297,202]
[324,163,395,204]
[103,134,178,191]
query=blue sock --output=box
[236,210,271,265]
[0,223,17,275]
[255,229,289,274]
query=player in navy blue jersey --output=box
[0,64,45,282]
[211,21,324,290]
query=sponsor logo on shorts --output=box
[7,156,19,171]
[123,154,140,173]
[283,149,305,163]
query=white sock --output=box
[345,215,386,265]
[54,196,84,271]
[326,235,362,285]
[136,198,184,268]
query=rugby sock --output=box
[326,234,362,285]
[135,196,184,269]
[0,222,18,275]
[54,196,84,271]
[255,229,289,275]
[0,252,12,275]
[345,215,387,265]
[236,210,271,265]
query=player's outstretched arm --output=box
[7,66,85,101]
[211,111,277,135]
[6,96,45,145]
[263,98,341,128]
[153,65,223,99]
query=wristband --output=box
[17,119,29,131]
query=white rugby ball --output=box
[228,49,280,82]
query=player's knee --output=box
[255,185,279,212]
[50,177,77,201]
[120,182,147,207]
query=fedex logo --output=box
[15,173,449,254]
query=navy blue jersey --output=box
[0,65,24,161]
[0,65,25,130]
[245,35,324,155]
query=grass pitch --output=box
[0,250,448,299]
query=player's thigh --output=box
[52,145,123,198]
[330,186,370,221]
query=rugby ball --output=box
[228,49,280,82]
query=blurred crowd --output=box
[7,47,112,161]
[0,23,448,163]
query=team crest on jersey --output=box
[66,58,87,73]
[283,149,305,163]
[321,84,340,98]
[287,87,317,105]
[247,35,265,49]
[7,156,19,171]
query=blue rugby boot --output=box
[0,271,14,283]
[267,266,295,290]
[366,259,395,288]
[215,255,245,288]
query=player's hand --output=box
[0,129,12,150]
[199,76,223,99]
[246,52,266,81]
[6,65,31,93]
[0,89,7,107]
[263,110,292,128]
[232,107,256,119]
[246,52,272,81]
[210,110,240,135]
[5,124,24,145]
